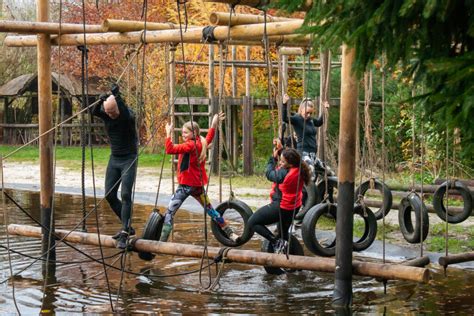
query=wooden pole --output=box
[7,224,430,283]
[333,45,358,307]
[0,20,103,34]
[209,45,219,176]
[5,33,311,48]
[209,12,297,26]
[204,0,313,10]
[231,45,239,168]
[245,46,251,96]
[279,47,304,55]
[318,49,331,160]
[4,21,306,47]
[242,96,254,175]
[37,0,55,263]
[439,252,474,267]
[169,45,176,194]
[101,19,196,32]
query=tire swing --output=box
[355,178,393,220]
[352,204,377,251]
[398,192,429,243]
[138,209,164,261]
[261,234,305,275]
[301,203,337,257]
[433,180,473,224]
[211,199,254,247]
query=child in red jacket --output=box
[160,112,239,242]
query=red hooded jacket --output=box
[165,128,215,187]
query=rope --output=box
[200,247,231,292]
[381,55,386,265]
[80,1,114,310]
[1,156,20,313]
[444,126,449,275]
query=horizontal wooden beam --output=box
[7,224,430,283]
[439,252,474,267]
[0,20,104,34]
[279,47,305,55]
[209,12,297,26]
[4,21,306,47]
[101,19,197,32]
[204,0,313,11]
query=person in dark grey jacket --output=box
[282,93,323,177]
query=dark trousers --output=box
[105,153,137,232]
[247,202,297,243]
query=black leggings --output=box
[247,202,297,243]
[104,153,137,231]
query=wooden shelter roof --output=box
[0,72,103,97]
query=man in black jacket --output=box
[93,85,138,249]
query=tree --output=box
[273,0,474,167]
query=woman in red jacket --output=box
[247,146,311,253]
[160,112,239,243]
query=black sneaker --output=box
[272,239,288,254]
[112,227,135,240]
[116,231,129,249]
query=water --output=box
[1,189,473,314]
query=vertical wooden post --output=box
[169,44,176,193]
[37,0,55,262]
[242,96,253,175]
[318,50,331,160]
[2,97,7,143]
[282,55,288,94]
[333,45,358,307]
[231,45,238,168]
[209,44,219,175]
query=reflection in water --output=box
[0,189,474,314]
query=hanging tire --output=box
[352,204,377,251]
[301,203,337,257]
[433,180,473,224]
[261,234,304,275]
[138,209,164,261]
[355,178,392,220]
[316,176,338,204]
[211,199,254,247]
[398,193,429,244]
[295,182,318,220]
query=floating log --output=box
[4,21,306,47]
[101,19,197,32]
[7,224,430,283]
[438,252,474,267]
[402,256,430,267]
[0,20,103,34]
[279,47,305,55]
[209,12,297,26]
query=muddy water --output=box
[1,190,473,314]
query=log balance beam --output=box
[439,252,474,267]
[8,224,429,283]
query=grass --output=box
[426,223,474,253]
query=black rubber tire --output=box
[301,203,337,257]
[315,176,338,204]
[398,193,429,244]
[355,179,393,220]
[139,209,164,261]
[295,182,318,220]
[433,180,473,224]
[210,199,254,247]
[352,204,377,251]
[261,234,304,275]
